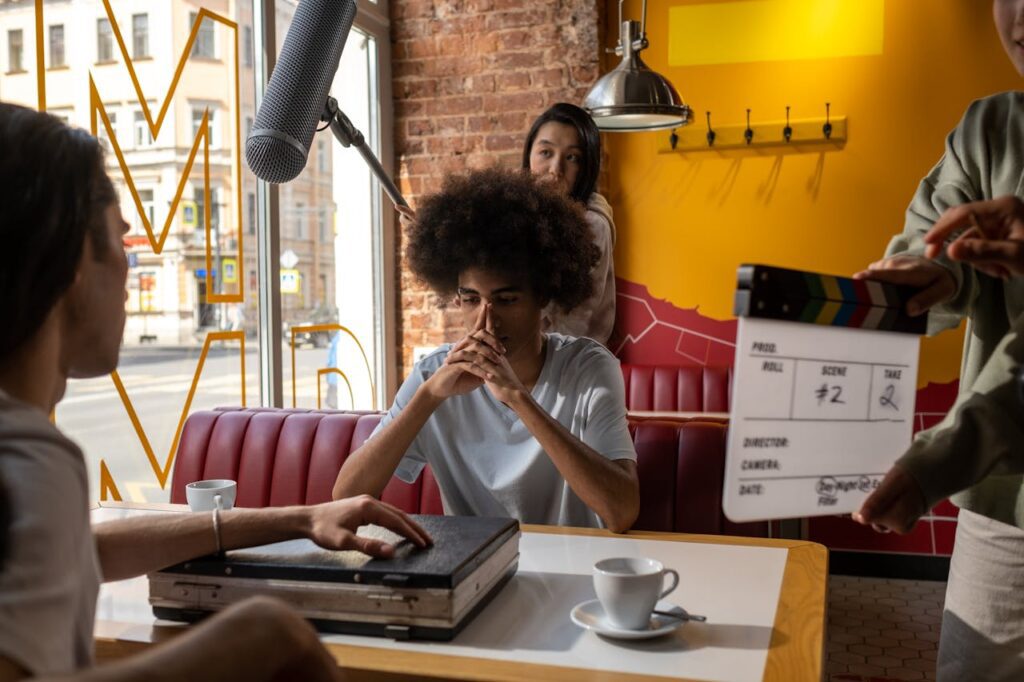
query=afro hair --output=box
[406,167,599,313]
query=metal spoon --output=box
[653,609,707,622]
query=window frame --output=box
[251,0,398,408]
[355,0,400,405]
[243,24,253,68]
[96,17,113,63]
[132,13,149,60]
[191,104,217,148]
[7,28,24,73]
[132,110,152,147]
[190,11,216,60]
[48,24,64,68]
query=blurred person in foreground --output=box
[0,101,430,681]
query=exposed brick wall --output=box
[390,0,603,376]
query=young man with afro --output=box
[333,168,640,532]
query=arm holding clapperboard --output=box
[855,194,1024,534]
[850,5,1024,677]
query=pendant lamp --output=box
[583,0,692,132]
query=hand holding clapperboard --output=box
[723,264,926,522]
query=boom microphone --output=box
[246,0,357,184]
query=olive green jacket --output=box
[886,91,1024,528]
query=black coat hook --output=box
[783,106,792,143]
[744,108,753,145]
[705,111,716,147]
[669,128,679,150]
[823,102,833,140]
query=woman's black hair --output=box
[521,102,601,204]
[407,167,599,313]
[0,102,116,360]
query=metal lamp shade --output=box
[583,20,691,132]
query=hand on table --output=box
[307,495,432,557]
[923,195,1024,279]
[853,255,956,317]
[852,465,926,534]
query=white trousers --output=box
[938,508,1024,681]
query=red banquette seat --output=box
[169,407,764,537]
[619,363,732,413]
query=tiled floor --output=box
[827,575,946,681]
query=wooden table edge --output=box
[764,542,828,681]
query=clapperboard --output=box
[723,264,926,522]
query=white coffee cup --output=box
[185,479,237,512]
[593,557,680,630]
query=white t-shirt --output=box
[375,334,636,528]
[0,390,100,675]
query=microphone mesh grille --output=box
[245,0,357,184]
[245,137,306,185]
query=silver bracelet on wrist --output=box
[211,507,223,555]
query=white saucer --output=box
[570,599,687,640]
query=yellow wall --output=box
[606,0,1022,386]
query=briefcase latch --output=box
[380,573,410,587]
[384,624,412,640]
[169,582,222,608]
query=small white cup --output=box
[593,557,680,630]
[185,479,237,512]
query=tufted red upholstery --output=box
[620,363,732,413]
[170,407,765,537]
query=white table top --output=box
[92,506,793,681]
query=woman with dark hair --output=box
[0,102,429,681]
[334,167,639,533]
[521,103,617,345]
[396,104,617,345]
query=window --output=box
[295,203,305,240]
[132,14,149,59]
[247,192,256,235]
[317,139,327,173]
[133,111,152,147]
[98,111,117,148]
[192,106,217,147]
[49,25,65,67]
[209,187,220,236]
[318,208,328,243]
[37,0,394,504]
[137,189,155,232]
[192,186,220,239]
[97,18,113,62]
[243,25,253,68]
[190,12,215,59]
[7,29,23,72]
[193,186,205,233]
[280,21,389,412]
